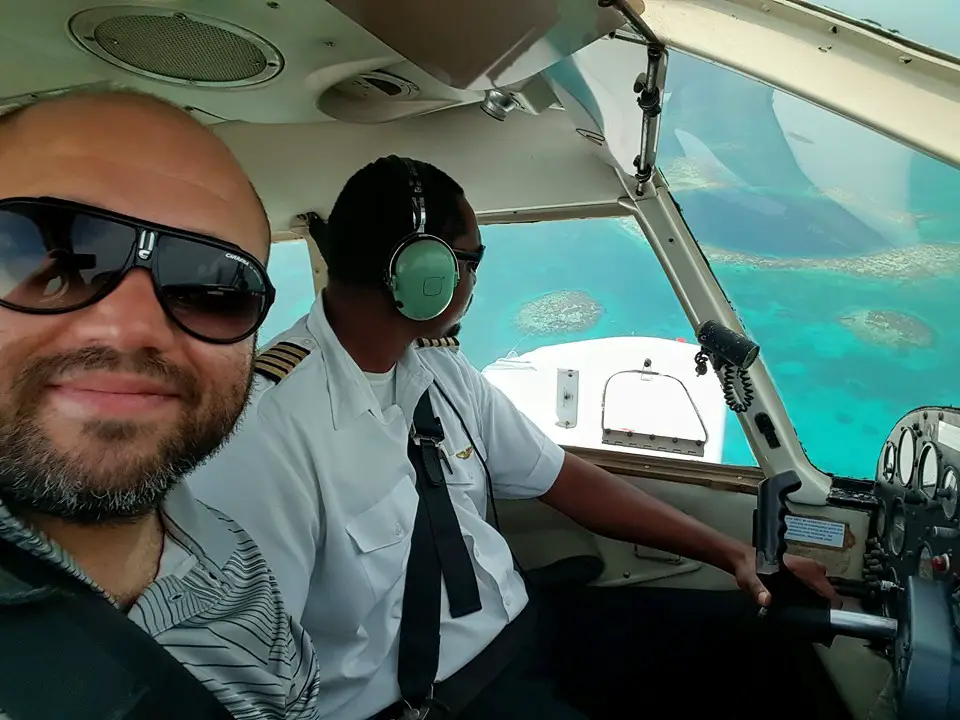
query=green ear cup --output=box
[390,238,459,321]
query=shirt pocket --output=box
[443,435,490,517]
[344,477,419,603]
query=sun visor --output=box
[325,0,631,90]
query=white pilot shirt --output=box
[186,297,566,720]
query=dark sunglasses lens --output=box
[155,236,269,342]
[454,250,482,272]
[0,202,133,311]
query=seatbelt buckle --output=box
[399,685,447,719]
[410,430,440,447]
[410,433,453,478]
[401,706,428,720]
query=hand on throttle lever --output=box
[731,548,842,609]
[748,469,843,612]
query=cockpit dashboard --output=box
[864,406,960,718]
[869,407,960,619]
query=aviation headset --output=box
[384,155,461,321]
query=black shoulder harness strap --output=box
[396,388,482,711]
[0,536,235,720]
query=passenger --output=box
[0,91,321,720]
[188,156,847,720]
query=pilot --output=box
[187,156,844,720]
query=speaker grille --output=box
[70,8,283,88]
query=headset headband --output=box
[398,156,427,237]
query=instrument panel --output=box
[868,407,960,622]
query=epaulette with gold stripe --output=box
[415,337,460,350]
[254,341,311,383]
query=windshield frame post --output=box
[601,0,668,189]
[619,169,832,505]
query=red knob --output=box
[932,554,950,573]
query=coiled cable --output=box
[722,363,754,414]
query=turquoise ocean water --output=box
[261,24,960,482]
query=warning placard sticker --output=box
[784,515,846,549]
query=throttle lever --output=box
[752,472,835,646]
[753,470,802,576]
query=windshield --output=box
[261,47,960,481]
[658,50,960,479]
[453,218,755,467]
[811,0,960,57]
[262,222,758,468]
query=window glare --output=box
[260,239,316,349]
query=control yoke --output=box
[754,470,802,576]
[752,469,836,646]
[751,470,960,718]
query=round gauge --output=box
[897,427,916,486]
[941,465,959,520]
[918,543,934,580]
[888,500,906,556]
[881,442,897,483]
[876,503,887,538]
[918,442,941,498]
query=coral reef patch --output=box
[515,290,604,336]
[837,310,934,349]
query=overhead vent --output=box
[333,71,421,101]
[68,7,283,88]
[317,69,458,123]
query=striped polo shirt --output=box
[0,483,322,720]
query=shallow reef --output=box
[837,309,935,349]
[703,243,960,280]
[616,216,960,280]
[515,290,604,336]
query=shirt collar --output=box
[306,293,434,430]
[161,482,237,570]
[0,481,238,604]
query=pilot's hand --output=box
[734,551,842,609]
[783,554,842,608]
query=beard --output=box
[0,346,251,525]
[443,296,472,339]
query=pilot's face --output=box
[0,95,269,523]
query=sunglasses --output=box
[0,197,275,344]
[453,244,484,272]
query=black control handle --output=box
[754,470,802,576]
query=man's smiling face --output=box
[0,93,269,523]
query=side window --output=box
[459,218,758,467]
[259,239,316,348]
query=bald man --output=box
[0,92,321,720]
